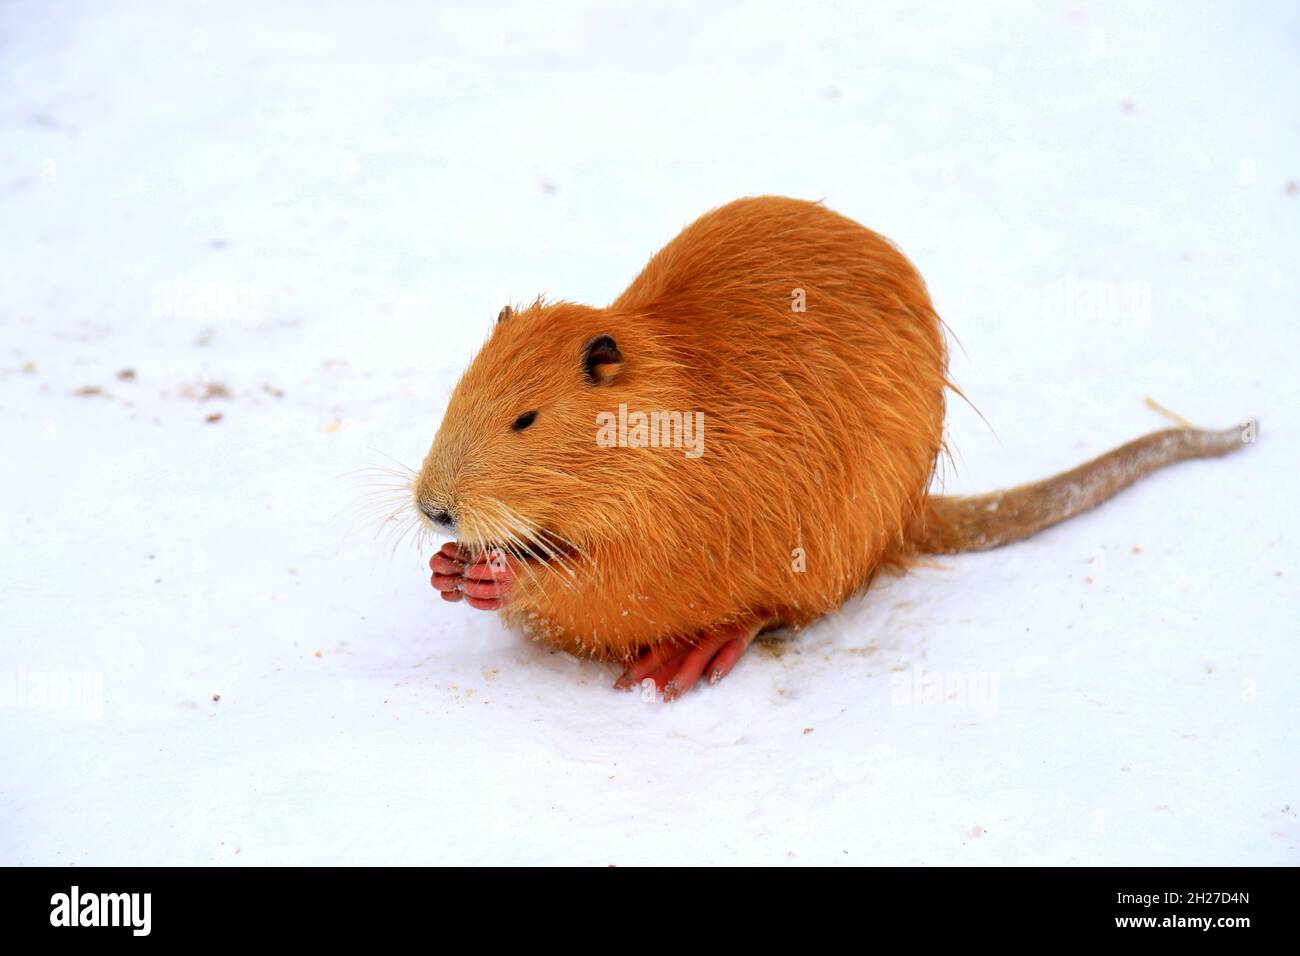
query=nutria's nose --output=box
[420,503,456,532]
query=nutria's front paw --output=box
[429,542,517,611]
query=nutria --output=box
[415,196,1252,700]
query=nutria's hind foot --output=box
[428,542,517,611]
[614,620,767,701]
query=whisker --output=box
[478,505,546,594]
[491,500,583,585]
[363,448,419,477]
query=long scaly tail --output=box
[914,422,1255,554]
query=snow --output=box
[1,0,1296,865]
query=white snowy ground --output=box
[1,0,1297,866]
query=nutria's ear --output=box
[582,334,623,385]
[497,305,512,323]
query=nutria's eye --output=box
[512,410,538,431]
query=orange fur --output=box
[416,196,949,662]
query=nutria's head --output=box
[414,300,669,562]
